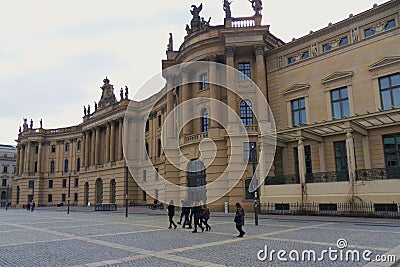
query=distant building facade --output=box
[0,144,16,207]
[13,0,400,212]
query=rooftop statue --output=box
[249,0,262,15]
[167,33,173,51]
[223,0,232,19]
[185,3,211,35]
[98,77,117,109]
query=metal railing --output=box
[356,167,400,181]
[260,202,400,218]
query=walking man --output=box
[177,199,185,225]
[182,200,191,228]
[192,201,204,233]
[31,202,35,212]
[167,200,177,229]
[201,204,211,231]
[234,202,245,237]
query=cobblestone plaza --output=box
[0,209,399,266]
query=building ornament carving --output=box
[98,77,117,110]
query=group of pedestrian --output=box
[167,200,246,237]
[168,199,211,233]
[26,202,35,212]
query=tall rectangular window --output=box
[331,87,350,119]
[238,63,251,80]
[3,166,7,173]
[334,141,349,181]
[50,161,55,174]
[74,178,79,187]
[77,141,81,151]
[51,145,56,153]
[29,180,34,189]
[143,170,147,182]
[64,159,69,173]
[157,139,162,158]
[65,143,70,152]
[34,161,38,173]
[142,190,147,201]
[74,193,78,202]
[2,179,6,187]
[158,115,162,127]
[62,179,67,188]
[200,73,208,90]
[379,73,400,110]
[49,180,53,188]
[201,108,209,132]
[48,194,53,203]
[291,98,306,126]
[145,120,150,132]
[62,194,66,202]
[243,142,257,163]
[383,134,400,179]
[77,158,81,172]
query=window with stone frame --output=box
[238,63,251,80]
[291,98,307,126]
[201,108,209,132]
[331,87,350,119]
[379,73,400,110]
[200,73,208,90]
[240,100,253,126]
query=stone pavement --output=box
[0,208,399,267]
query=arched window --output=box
[201,108,209,133]
[95,178,103,204]
[77,140,82,151]
[240,100,253,125]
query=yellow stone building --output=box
[13,0,400,213]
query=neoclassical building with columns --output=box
[13,0,400,212]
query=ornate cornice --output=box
[283,84,310,95]
[368,56,400,70]
[322,71,354,84]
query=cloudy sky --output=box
[0,0,388,145]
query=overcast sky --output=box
[0,0,389,145]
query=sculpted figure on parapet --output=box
[249,0,262,15]
[223,0,232,18]
[186,3,211,35]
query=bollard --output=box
[224,202,229,213]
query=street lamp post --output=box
[67,172,71,214]
[250,143,259,226]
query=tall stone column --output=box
[85,132,90,167]
[110,121,115,162]
[254,44,267,98]
[166,75,175,138]
[95,127,100,165]
[297,137,307,202]
[118,119,123,160]
[345,130,356,197]
[209,60,219,129]
[25,142,31,174]
[105,123,111,163]
[81,133,86,167]
[37,142,42,174]
[181,71,191,136]
[225,46,237,123]
[19,146,24,175]
[90,129,95,166]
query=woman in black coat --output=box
[167,200,177,229]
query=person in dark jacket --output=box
[167,200,177,229]
[182,200,191,228]
[201,204,211,231]
[234,202,245,237]
[177,199,185,225]
[192,201,204,233]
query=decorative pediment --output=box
[322,71,354,84]
[368,56,400,70]
[283,84,310,95]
